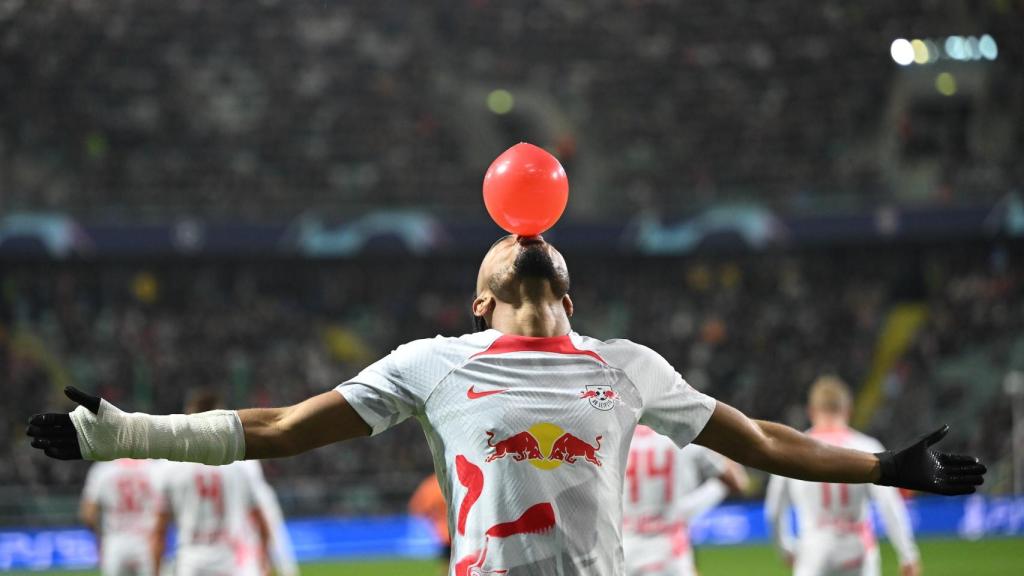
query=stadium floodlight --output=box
[911,39,930,64]
[935,72,957,96]
[945,36,965,60]
[978,34,998,60]
[890,39,914,65]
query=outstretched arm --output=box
[240,391,370,458]
[694,401,985,495]
[26,387,370,463]
[695,402,878,482]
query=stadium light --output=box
[935,72,957,96]
[890,39,914,66]
[487,89,515,115]
[979,34,998,60]
[911,39,930,64]
[891,34,998,65]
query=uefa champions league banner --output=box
[1,496,1022,570]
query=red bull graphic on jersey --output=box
[485,431,543,463]
[579,385,619,410]
[456,455,484,536]
[550,432,602,466]
[454,452,558,576]
[485,423,603,469]
[455,502,557,576]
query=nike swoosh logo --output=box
[467,386,509,400]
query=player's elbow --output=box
[739,431,789,475]
[260,410,310,458]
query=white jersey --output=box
[158,461,259,576]
[337,330,716,576]
[622,426,728,576]
[82,459,162,576]
[765,426,919,575]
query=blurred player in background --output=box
[238,459,300,576]
[623,425,749,576]
[766,376,921,576]
[409,473,450,574]
[81,459,163,576]
[152,390,271,576]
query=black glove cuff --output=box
[875,450,897,486]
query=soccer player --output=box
[623,425,748,576]
[80,459,162,576]
[238,459,300,576]
[151,390,271,576]
[29,235,985,576]
[766,376,921,576]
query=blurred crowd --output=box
[2,241,1020,521]
[2,1,1022,219]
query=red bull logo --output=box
[485,423,603,469]
[485,431,543,462]
[550,433,602,466]
[579,385,619,411]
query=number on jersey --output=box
[626,447,675,504]
[192,470,226,542]
[115,474,152,514]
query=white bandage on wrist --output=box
[69,399,246,465]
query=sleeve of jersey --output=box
[334,338,442,436]
[623,343,716,448]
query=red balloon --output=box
[482,143,569,236]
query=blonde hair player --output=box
[29,235,983,576]
[766,376,921,576]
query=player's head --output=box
[472,235,572,331]
[185,388,223,414]
[807,375,852,427]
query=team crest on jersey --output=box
[579,385,619,411]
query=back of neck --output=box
[489,303,570,337]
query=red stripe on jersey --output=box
[455,455,484,536]
[471,334,606,364]
[485,502,556,537]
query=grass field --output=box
[10,538,1022,576]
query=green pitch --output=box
[11,538,1022,576]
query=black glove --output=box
[875,425,986,495]
[25,387,101,460]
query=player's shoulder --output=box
[850,430,885,452]
[680,442,712,457]
[88,460,115,474]
[99,458,155,478]
[392,330,502,363]
[576,335,670,372]
[221,460,259,482]
[158,460,203,481]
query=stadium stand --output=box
[1,1,1021,218]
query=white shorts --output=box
[794,535,880,576]
[623,531,697,576]
[174,546,238,576]
[101,536,154,576]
